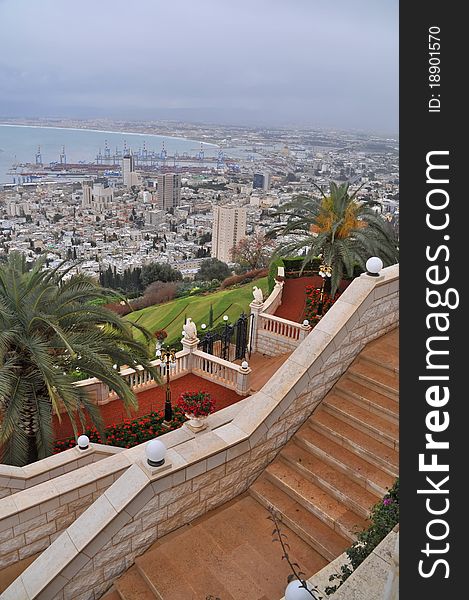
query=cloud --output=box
[0,0,398,132]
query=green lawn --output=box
[126,278,268,346]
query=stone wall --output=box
[0,451,129,570]
[2,266,399,599]
[0,445,123,500]
[256,327,303,356]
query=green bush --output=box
[325,478,399,594]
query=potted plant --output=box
[154,329,168,343]
[177,390,215,432]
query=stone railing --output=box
[249,278,311,355]
[257,313,311,356]
[0,445,123,501]
[1,265,399,599]
[261,279,284,315]
[71,342,247,410]
[107,349,191,402]
[192,350,252,395]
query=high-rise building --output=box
[253,172,271,191]
[156,173,181,211]
[122,154,139,188]
[211,205,247,263]
[82,183,113,213]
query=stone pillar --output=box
[249,300,264,353]
[181,335,199,372]
[298,321,312,343]
[236,363,252,395]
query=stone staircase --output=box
[247,351,291,393]
[105,329,399,600]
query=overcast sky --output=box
[0,0,398,133]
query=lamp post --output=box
[317,262,332,316]
[156,344,177,427]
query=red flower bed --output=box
[177,390,215,417]
[304,285,340,324]
[53,407,187,453]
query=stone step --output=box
[359,336,399,374]
[348,359,399,400]
[323,393,399,450]
[115,566,156,600]
[280,441,379,518]
[335,377,398,423]
[194,496,326,585]
[264,460,369,542]
[309,410,399,478]
[250,475,350,562]
[140,521,270,600]
[295,424,395,497]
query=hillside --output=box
[125,277,268,346]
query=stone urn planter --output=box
[184,413,209,432]
[177,391,215,434]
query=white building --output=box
[156,174,181,211]
[82,183,113,213]
[211,205,247,263]
[122,155,140,188]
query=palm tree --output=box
[271,181,399,294]
[0,253,160,466]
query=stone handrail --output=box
[261,280,284,315]
[258,313,308,340]
[192,349,251,395]
[107,349,191,400]
[2,265,399,599]
[0,444,123,500]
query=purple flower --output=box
[383,498,393,506]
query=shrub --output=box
[220,268,267,289]
[325,478,399,595]
[54,408,187,452]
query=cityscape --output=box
[0,1,399,599]
[0,119,399,281]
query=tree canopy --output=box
[270,181,399,294]
[0,253,158,466]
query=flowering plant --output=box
[304,285,340,324]
[154,329,168,342]
[53,408,186,453]
[177,390,215,418]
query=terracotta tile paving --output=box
[274,276,350,322]
[53,374,246,441]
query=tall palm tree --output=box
[0,253,160,466]
[271,181,399,294]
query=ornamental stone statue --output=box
[182,317,197,340]
[252,285,264,305]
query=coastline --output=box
[0,123,219,148]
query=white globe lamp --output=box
[77,435,90,450]
[284,579,316,600]
[241,360,249,370]
[302,319,309,327]
[201,323,207,330]
[223,315,229,322]
[146,439,167,467]
[366,256,383,277]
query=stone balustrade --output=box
[191,349,252,395]
[1,265,399,599]
[250,278,312,356]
